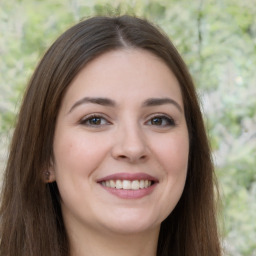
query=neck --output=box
[68,223,160,256]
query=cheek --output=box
[153,134,189,219]
[154,132,189,174]
[52,132,107,206]
[53,131,108,177]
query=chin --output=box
[98,211,161,235]
[105,222,159,236]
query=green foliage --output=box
[1,0,255,255]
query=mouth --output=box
[100,179,155,190]
[97,173,158,199]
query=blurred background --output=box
[0,0,255,255]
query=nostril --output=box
[116,154,147,162]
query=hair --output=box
[0,15,221,256]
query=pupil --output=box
[152,117,162,125]
[90,118,101,125]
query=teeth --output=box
[110,180,115,188]
[131,180,140,190]
[101,179,153,190]
[116,180,122,189]
[123,180,131,189]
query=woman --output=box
[0,15,221,256]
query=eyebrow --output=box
[68,97,116,113]
[142,98,183,112]
[68,97,182,113]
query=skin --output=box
[50,49,189,256]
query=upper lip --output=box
[97,172,159,183]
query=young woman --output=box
[0,15,222,256]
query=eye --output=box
[80,114,111,127]
[146,115,176,127]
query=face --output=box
[51,49,189,236]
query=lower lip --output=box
[100,183,157,199]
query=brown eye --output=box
[88,117,102,125]
[151,117,163,125]
[80,115,110,127]
[147,115,175,127]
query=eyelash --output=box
[79,114,111,127]
[79,114,176,128]
[145,114,176,127]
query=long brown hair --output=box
[0,15,221,256]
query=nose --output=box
[111,124,149,163]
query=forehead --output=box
[61,49,183,109]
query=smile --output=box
[97,173,158,199]
[101,179,153,190]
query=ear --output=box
[44,166,56,183]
